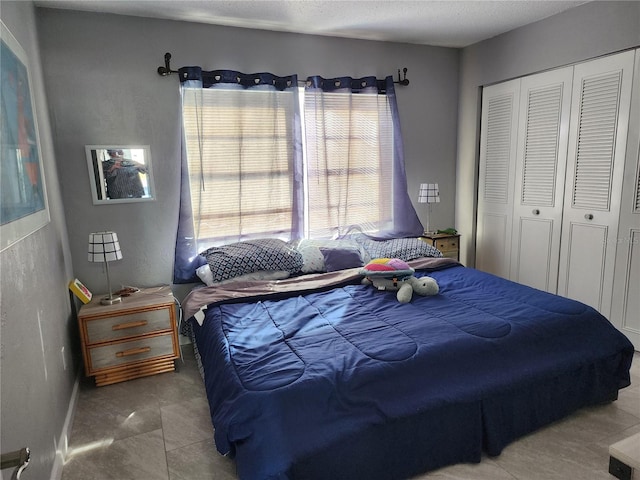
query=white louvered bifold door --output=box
[611,48,640,350]
[476,79,520,278]
[510,67,573,293]
[557,50,636,317]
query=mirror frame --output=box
[85,145,155,205]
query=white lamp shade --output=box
[418,183,440,204]
[88,232,123,262]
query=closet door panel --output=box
[476,79,520,278]
[611,48,639,349]
[563,222,608,310]
[512,217,554,291]
[612,228,640,348]
[510,67,573,292]
[478,213,511,276]
[558,50,635,317]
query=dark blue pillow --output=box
[319,246,364,272]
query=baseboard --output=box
[49,371,81,480]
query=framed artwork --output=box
[1,21,49,251]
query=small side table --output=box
[420,233,460,261]
[609,431,640,480]
[78,285,179,386]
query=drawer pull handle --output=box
[112,320,148,331]
[116,346,151,358]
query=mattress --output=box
[182,257,634,480]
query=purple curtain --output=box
[304,75,423,240]
[384,77,425,239]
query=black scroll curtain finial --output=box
[395,67,409,86]
[157,52,178,76]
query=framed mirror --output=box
[86,145,155,204]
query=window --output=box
[182,87,297,246]
[303,90,394,238]
[181,85,395,251]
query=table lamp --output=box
[418,183,440,235]
[88,231,123,305]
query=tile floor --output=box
[61,347,640,480]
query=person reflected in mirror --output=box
[103,149,148,199]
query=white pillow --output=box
[196,264,290,286]
[296,240,327,273]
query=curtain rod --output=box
[156,52,410,86]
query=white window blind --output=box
[303,91,393,238]
[181,87,295,245]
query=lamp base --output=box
[100,295,122,305]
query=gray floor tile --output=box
[166,438,237,480]
[161,396,214,451]
[62,429,169,480]
[67,390,162,447]
[419,456,517,479]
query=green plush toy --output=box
[360,258,439,303]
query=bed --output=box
[181,240,634,480]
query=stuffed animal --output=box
[360,258,439,303]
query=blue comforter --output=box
[187,260,633,480]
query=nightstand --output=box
[420,233,460,261]
[609,431,640,480]
[77,285,179,386]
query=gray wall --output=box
[0,2,78,479]
[36,8,460,295]
[456,0,640,266]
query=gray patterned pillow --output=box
[355,236,443,261]
[200,239,303,283]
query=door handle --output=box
[1,447,30,480]
[584,213,594,220]
[532,209,540,215]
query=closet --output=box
[476,49,640,349]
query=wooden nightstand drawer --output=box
[88,333,176,372]
[420,233,460,261]
[85,307,172,344]
[435,237,458,252]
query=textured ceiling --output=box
[34,0,588,48]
